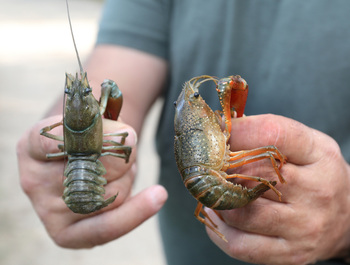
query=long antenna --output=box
[66,0,84,76]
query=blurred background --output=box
[0,0,165,264]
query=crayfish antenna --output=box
[66,0,84,78]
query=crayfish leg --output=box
[101,132,132,163]
[101,148,131,163]
[229,146,287,166]
[213,209,225,222]
[40,121,64,141]
[103,132,129,145]
[46,151,67,159]
[227,146,287,184]
[40,121,67,158]
[194,202,227,242]
[226,172,282,201]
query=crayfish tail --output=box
[64,193,117,214]
[63,159,117,214]
[248,181,277,200]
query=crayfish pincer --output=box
[174,75,287,241]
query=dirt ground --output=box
[0,0,166,264]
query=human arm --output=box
[17,45,168,248]
[206,114,350,264]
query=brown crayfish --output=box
[39,0,131,214]
[174,75,287,241]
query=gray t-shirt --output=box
[97,1,350,264]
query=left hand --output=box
[206,114,350,265]
[17,116,167,248]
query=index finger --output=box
[228,114,327,165]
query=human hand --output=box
[206,114,350,264]
[17,115,168,248]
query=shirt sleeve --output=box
[96,0,170,60]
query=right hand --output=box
[17,115,168,248]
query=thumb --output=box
[56,184,168,248]
[229,114,321,165]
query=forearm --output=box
[84,45,168,135]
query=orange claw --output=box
[229,75,248,118]
[216,75,248,136]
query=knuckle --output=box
[288,240,318,265]
[16,132,28,158]
[19,173,35,195]
[258,114,286,146]
[53,234,73,248]
[17,145,36,195]
[280,238,316,265]
[306,218,323,240]
[227,238,247,258]
[312,129,342,163]
[323,137,342,161]
[53,230,93,249]
[289,253,313,265]
[317,185,336,203]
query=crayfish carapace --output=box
[174,75,286,241]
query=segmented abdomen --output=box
[63,158,116,214]
[182,165,271,210]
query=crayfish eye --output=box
[64,87,70,94]
[83,87,92,95]
[173,101,177,107]
[193,92,199,98]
